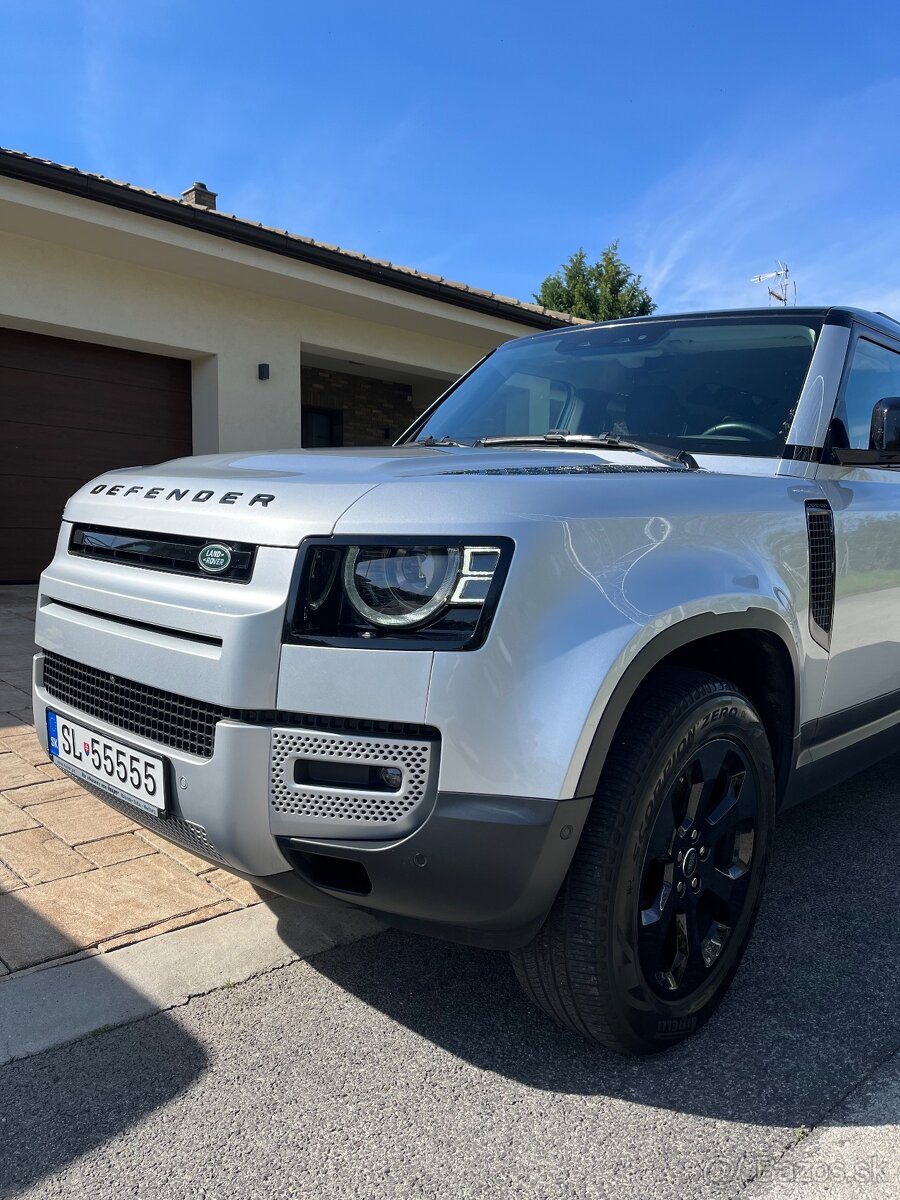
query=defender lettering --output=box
[87,482,275,506]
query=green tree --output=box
[534,242,655,321]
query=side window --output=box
[837,337,900,448]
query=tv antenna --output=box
[751,261,796,305]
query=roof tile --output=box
[0,146,583,328]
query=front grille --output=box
[69,769,225,862]
[42,651,439,760]
[43,652,229,758]
[69,524,256,583]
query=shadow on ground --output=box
[0,891,208,1198]
[296,753,900,1130]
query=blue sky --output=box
[4,0,900,315]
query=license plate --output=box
[47,711,168,817]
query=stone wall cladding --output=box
[301,366,422,446]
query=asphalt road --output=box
[4,755,900,1200]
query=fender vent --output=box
[806,500,835,648]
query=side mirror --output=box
[869,397,900,451]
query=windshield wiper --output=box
[474,431,699,470]
[414,435,470,448]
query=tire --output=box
[511,666,775,1055]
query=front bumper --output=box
[271,787,592,947]
[33,653,591,948]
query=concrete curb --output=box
[0,898,383,1066]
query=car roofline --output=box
[510,306,900,345]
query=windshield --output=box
[412,315,822,457]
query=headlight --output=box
[343,546,462,628]
[286,539,511,650]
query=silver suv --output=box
[32,307,900,1054]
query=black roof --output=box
[515,305,900,345]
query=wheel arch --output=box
[574,610,800,806]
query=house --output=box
[0,148,575,581]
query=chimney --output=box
[181,181,217,210]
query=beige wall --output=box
[0,179,541,454]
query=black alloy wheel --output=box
[511,666,775,1054]
[638,738,758,998]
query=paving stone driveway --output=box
[0,585,267,975]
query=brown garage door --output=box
[0,328,191,582]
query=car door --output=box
[816,325,900,726]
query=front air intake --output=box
[805,500,835,649]
[72,772,225,862]
[43,652,228,758]
[269,726,438,839]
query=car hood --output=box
[64,444,693,544]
